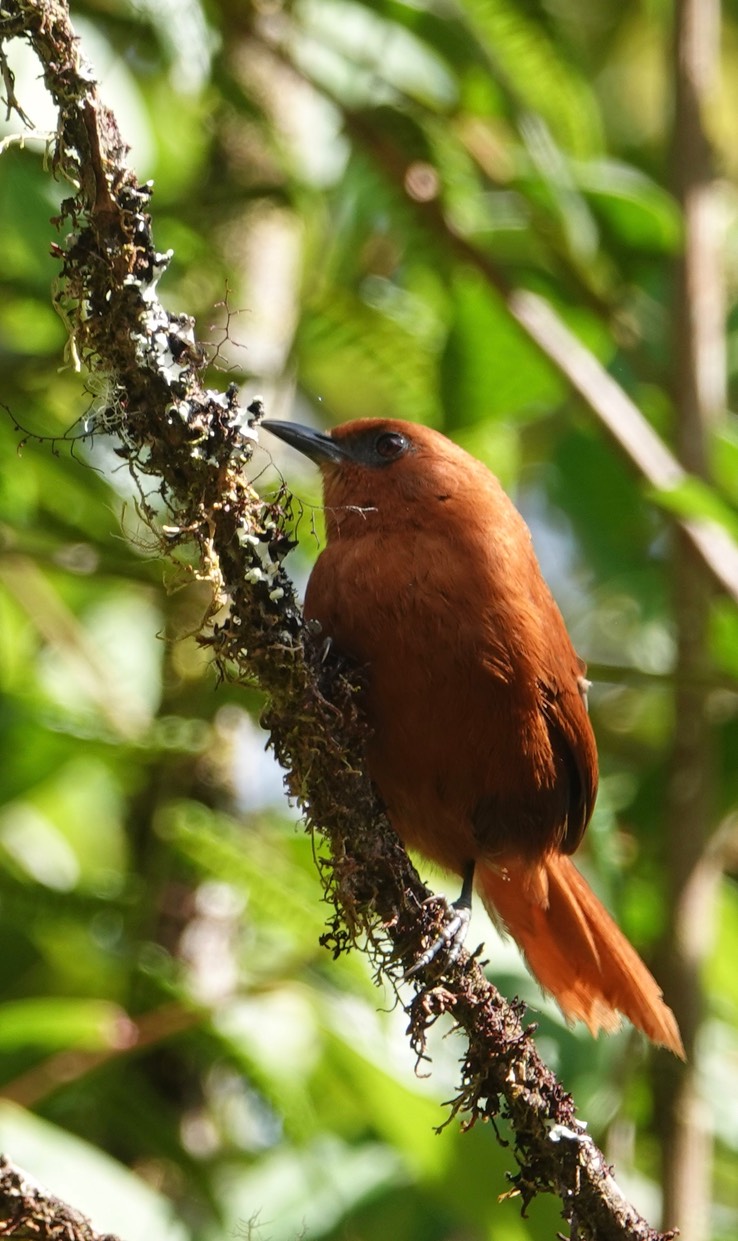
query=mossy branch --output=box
[0,3,675,1239]
[0,1155,122,1241]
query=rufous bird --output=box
[262,417,683,1057]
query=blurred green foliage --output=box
[1,1,737,1238]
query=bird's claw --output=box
[406,899,472,977]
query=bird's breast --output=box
[305,525,594,875]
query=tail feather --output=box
[478,854,684,1058]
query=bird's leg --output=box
[407,862,475,976]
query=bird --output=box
[261,416,684,1057]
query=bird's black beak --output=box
[261,419,348,466]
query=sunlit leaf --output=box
[648,477,738,541]
[0,998,128,1052]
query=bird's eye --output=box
[375,432,408,461]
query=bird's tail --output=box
[477,853,684,1058]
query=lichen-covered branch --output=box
[0,3,675,1238]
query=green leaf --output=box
[712,421,738,506]
[574,159,681,252]
[647,477,738,541]
[463,0,603,157]
[440,268,565,427]
[0,998,128,1052]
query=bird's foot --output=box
[406,896,472,977]
[406,863,475,977]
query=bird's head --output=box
[261,418,489,538]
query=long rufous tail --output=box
[478,854,684,1058]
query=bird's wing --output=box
[537,660,598,854]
